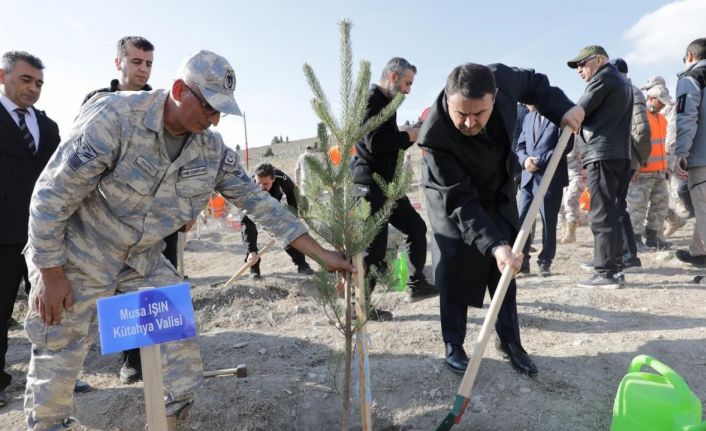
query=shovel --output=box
[436,126,573,430]
[209,239,276,288]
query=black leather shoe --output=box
[0,387,6,407]
[367,308,393,322]
[675,249,706,266]
[297,264,314,275]
[445,343,469,374]
[73,379,93,393]
[405,278,438,301]
[538,262,551,277]
[495,338,538,377]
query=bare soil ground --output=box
[2,141,706,430]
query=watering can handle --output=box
[628,355,690,397]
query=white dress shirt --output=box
[0,92,40,152]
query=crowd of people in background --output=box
[1,33,705,430]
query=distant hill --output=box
[239,137,319,175]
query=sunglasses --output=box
[577,55,597,68]
[184,84,220,116]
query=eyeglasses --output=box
[184,84,220,116]
[577,55,597,68]
[683,54,688,64]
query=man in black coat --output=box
[80,35,156,386]
[419,63,583,376]
[0,51,60,407]
[353,57,436,321]
[567,46,633,289]
[242,163,314,279]
[82,35,154,104]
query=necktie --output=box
[533,114,543,141]
[15,108,37,156]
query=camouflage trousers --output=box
[562,168,587,224]
[24,258,202,429]
[626,171,670,235]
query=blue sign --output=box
[97,282,197,355]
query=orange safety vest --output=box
[328,145,356,167]
[208,193,227,218]
[640,111,667,173]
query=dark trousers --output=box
[163,231,180,268]
[440,276,521,347]
[518,181,563,266]
[620,170,638,263]
[250,246,306,274]
[587,160,631,277]
[678,179,695,217]
[362,184,428,287]
[122,231,181,369]
[0,243,26,389]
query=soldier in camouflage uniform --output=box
[640,76,688,237]
[23,50,353,431]
[559,146,587,243]
[627,84,673,249]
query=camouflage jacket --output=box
[27,90,307,284]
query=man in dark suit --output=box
[0,51,60,407]
[516,106,573,276]
[419,63,583,377]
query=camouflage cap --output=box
[176,50,241,116]
[641,75,666,91]
[646,84,673,105]
[567,45,608,68]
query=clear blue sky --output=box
[1,0,703,152]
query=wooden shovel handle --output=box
[223,239,276,288]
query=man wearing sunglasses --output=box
[23,50,355,431]
[567,46,633,289]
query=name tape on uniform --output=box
[96,283,197,354]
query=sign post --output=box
[97,283,197,431]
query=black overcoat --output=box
[418,64,573,306]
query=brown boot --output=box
[664,213,686,237]
[559,221,577,244]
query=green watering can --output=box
[391,249,409,292]
[611,355,706,431]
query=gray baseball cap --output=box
[176,50,241,116]
[646,84,673,105]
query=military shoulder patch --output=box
[676,94,687,114]
[67,136,98,171]
[221,148,239,173]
